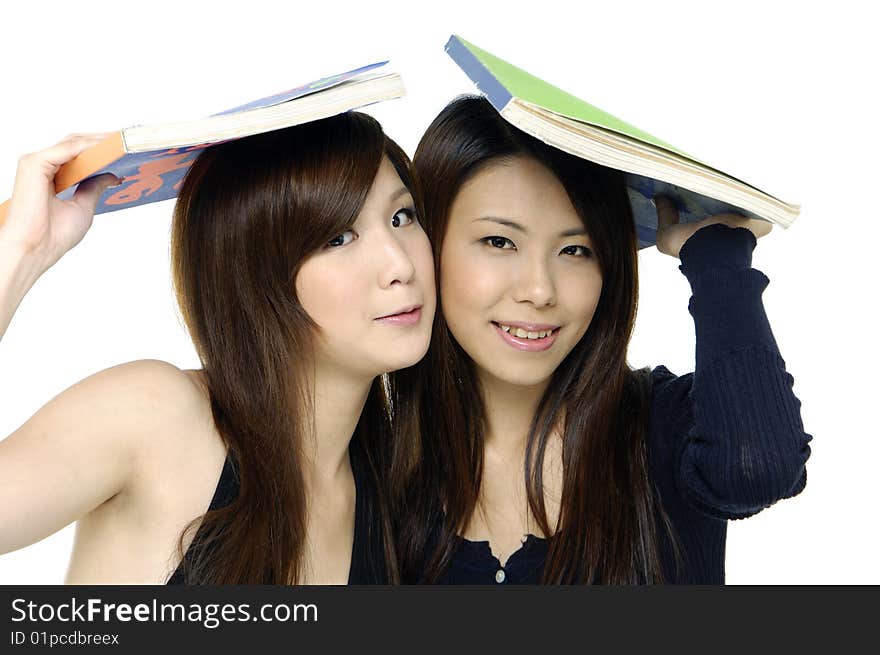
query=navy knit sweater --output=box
[433,222,812,584]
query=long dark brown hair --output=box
[169,112,419,584]
[398,96,684,584]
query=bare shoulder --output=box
[95,359,220,461]
[44,358,222,477]
[73,360,226,548]
[79,358,208,417]
[60,361,227,582]
[0,359,222,557]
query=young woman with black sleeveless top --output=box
[0,112,435,584]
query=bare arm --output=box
[0,138,199,555]
[0,237,39,339]
[0,134,116,340]
[0,359,205,554]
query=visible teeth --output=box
[498,324,553,339]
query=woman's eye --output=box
[481,236,516,250]
[561,245,593,257]
[326,230,356,248]
[391,207,416,228]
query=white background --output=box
[0,0,876,584]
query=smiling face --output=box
[439,156,602,391]
[295,156,436,380]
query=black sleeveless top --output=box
[166,443,388,584]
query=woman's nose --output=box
[512,256,556,308]
[377,230,416,288]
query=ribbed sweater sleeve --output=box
[657,223,812,521]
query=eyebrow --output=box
[389,186,412,202]
[473,216,588,238]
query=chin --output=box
[380,349,428,374]
[482,364,555,390]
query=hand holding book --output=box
[653,195,772,259]
[0,135,119,341]
[3,135,119,267]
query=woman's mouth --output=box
[375,306,422,326]
[491,321,559,352]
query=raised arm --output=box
[0,135,117,338]
[0,140,200,556]
[653,200,812,521]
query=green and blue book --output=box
[445,35,800,249]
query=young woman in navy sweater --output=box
[397,96,811,584]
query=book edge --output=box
[500,102,798,229]
[212,60,390,116]
[122,74,405,152]
[512,99,799,212]
[445,35,513,111]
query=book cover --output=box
[445,35,798,249]
[1,61,400,221]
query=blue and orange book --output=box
[0,62,404,223]
[445,35,800,249]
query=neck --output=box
[303,362,374,489]
[478,371,550,456]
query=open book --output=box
[0,62,404,222]
[445,35,800,249]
